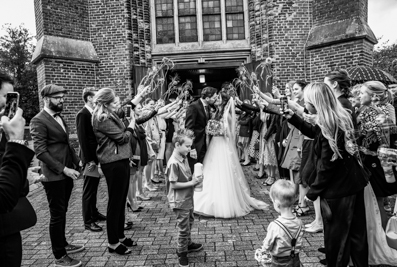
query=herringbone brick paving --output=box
[20,166,395,266]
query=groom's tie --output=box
[205,105,210,120]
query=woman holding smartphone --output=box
[92,87,147,255]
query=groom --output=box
[185,86,218,172]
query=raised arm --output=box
[287,113,316,139]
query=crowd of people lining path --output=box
[1,69,397,267]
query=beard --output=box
[49,101,63,112]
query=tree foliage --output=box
[373,39,397,81]
[0,24,39,124]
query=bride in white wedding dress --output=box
[364,184,397,265]
[194,92,268,218]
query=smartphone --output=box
[280,95,288,113]
[126,106,131,118]
[4,92,20,119]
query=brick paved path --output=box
[20,166,393,267]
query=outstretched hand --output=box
[281,109,294,119]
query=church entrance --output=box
[165,67,238,98]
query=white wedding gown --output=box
[364,184,397,264]
[194,98,268,218]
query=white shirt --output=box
[85,104,94,114]
[44,107,66,132]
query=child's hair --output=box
[172,129,195,146]
[269,180,296,208]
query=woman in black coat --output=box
[284,82,369,267]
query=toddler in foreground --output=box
[165,129,204,267]
[255,180,304,266]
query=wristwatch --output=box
[9,140,29,146]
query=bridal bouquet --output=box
[254,247,272,266]
[206,120,225,136]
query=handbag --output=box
[386,202,397,250]
[0,197,37,236]
[146,136,159,153]
[145,138,156,160]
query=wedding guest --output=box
[238,100,253,166]
[0,107,36,267]
[357,81,397,228]
[259,94,279,186]
[75,87,106,233]
[30,84,83,267]
[92,88,138,255]
[284,82,369,267]
[166,129,203,267]
[324,69,356,126]
[260,180,304,266]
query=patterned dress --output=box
[358,105,397,197]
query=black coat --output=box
[76,107,98,165]
[288,114,368,200]
[185,99,209,162]
[0,143,35,237]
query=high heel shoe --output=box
[137,194,151,201]
[108,244,131,255]
[145,185,157,192]
[293,205,309,216]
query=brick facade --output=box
[33,0,376,133]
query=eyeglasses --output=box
[50,96,65,100]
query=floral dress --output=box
[358,105,397,197]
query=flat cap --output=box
[40,84,67,97]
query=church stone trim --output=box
[32,35,99,64]
[306,17,377,50]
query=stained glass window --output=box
[156,18,175,44]
[226,14,244,40]
[202,0,221,14]
[155,0,174,17]
[179,16,198,42]
[202,0,221,41]
[225,0,244,40]
[178,0,196,16]
[225,0,244,13]
[203,15,221,41]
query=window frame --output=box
[150,0,249,47]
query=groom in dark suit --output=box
[185,87,218,172]
[30,84,83,267]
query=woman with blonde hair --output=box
[92,88,142,255]
[357,81,397,226]
[284,82,369,267]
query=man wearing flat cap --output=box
[30,84,84,267]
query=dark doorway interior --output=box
[165,67,238,98]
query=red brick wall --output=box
[88,0,133,97]
[249,0,313,88]
[36,59,97,133]
[35,0,90,40]
[312,0,367,26]
[308,39,374,81]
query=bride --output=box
[194,92,268,218]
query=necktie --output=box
[205,105,210,120]
[53,113,66,132]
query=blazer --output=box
[0,143,34,214]
[288,114,368,200]
[92,113,132,165]
[30,110,80,182]
[76,107,98,165]
[185,99,208,152]
[0,143,35,237]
